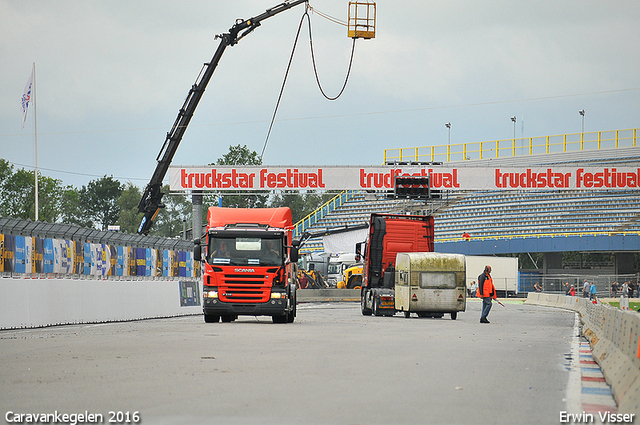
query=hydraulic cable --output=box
[260,5,357,160]
[306,11,356,101]
[260,10,308,161]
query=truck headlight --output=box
[271,292,286,299]
[205,289,219,299]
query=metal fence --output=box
[0,217,198,280]
[519,273,640,298]
[0,217,193,251]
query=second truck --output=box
[358,213,466,319]
[358,213,434,316]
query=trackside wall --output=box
[0,277,201,330]
[525,292,640,414]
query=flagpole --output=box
[33,62,39,222]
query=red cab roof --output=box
[207,207,292,229]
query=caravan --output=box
[395,252,466,320]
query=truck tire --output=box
[372,297,379,316]
[404,311,411,318]
[286,291,296,323]
[272,314,287,324]
[204,313,220,323]
[451,312,457,320]
[286,299,296,323]
[361,292,372,316]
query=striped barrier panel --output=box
[525,292,639,414]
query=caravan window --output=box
[419,272,456,289]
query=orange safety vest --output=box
[476,273,497,299]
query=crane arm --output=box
[138,0,308,235]
[295,222,369,248]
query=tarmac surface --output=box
[0,300,613,425]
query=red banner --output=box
[169,166,640,191]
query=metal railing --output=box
[296,127,639,240]
[436,230,640,244]
[383,128,638,163]
[293,190,357,237]
[519,273,639,298]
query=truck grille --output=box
[219,273,270,303]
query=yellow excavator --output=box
[337,264,363,289]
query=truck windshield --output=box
[207,236,283,266]
[327,264,341,274]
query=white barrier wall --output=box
[525,293,640,414]
[0,277,202,329]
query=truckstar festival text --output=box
[170,166,640,191]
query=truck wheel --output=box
[204,314,220,323]
[451,312,457,320]
[372,297,380,316]
[361,293,372,316]
[286,302,296,323]
[404,311,411,318]
[272,315,287,324]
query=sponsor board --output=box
[170,166,640,191]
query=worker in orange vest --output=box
[477,265,496,323]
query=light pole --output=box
[510,116,517,153]
[445,122,451,146]
[579,109,585,133]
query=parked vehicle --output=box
[337,264,363,289]
[327,252,359,287]
[358,213,435,316]
[195,207,299,323]
[395,252,466,320]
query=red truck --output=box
[358,213,435,316]
[195,207,299,323]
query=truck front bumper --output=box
[203,298,289,316]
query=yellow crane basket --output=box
[348,1,376,39]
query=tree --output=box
[59,186,84,226]
[80,176,123,230]
[36,175,65,223]
[0,160,64,222]
[152,185,191,238]
[213,144,268,209]
[269,190,334,223]
[116,183,143,234]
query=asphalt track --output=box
[0,300,589,425]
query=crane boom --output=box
[138,0,308,235]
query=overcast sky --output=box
[1,0,639,189]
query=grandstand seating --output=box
[297,144,640,253]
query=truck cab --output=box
[327,252,359,287]
[196,207,298,323]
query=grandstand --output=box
[295,128,640,253]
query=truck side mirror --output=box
[194,243,202,262]
[355,242,362,262]
[289,246,299,263]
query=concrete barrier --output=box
[297,288,360,303]
[0,279,360,330]
[525,292,640,414]
[0,277,202,330]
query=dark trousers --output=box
[481,297,492,319]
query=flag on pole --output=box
[21,67,34,130]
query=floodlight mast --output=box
[137,0,308,235]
